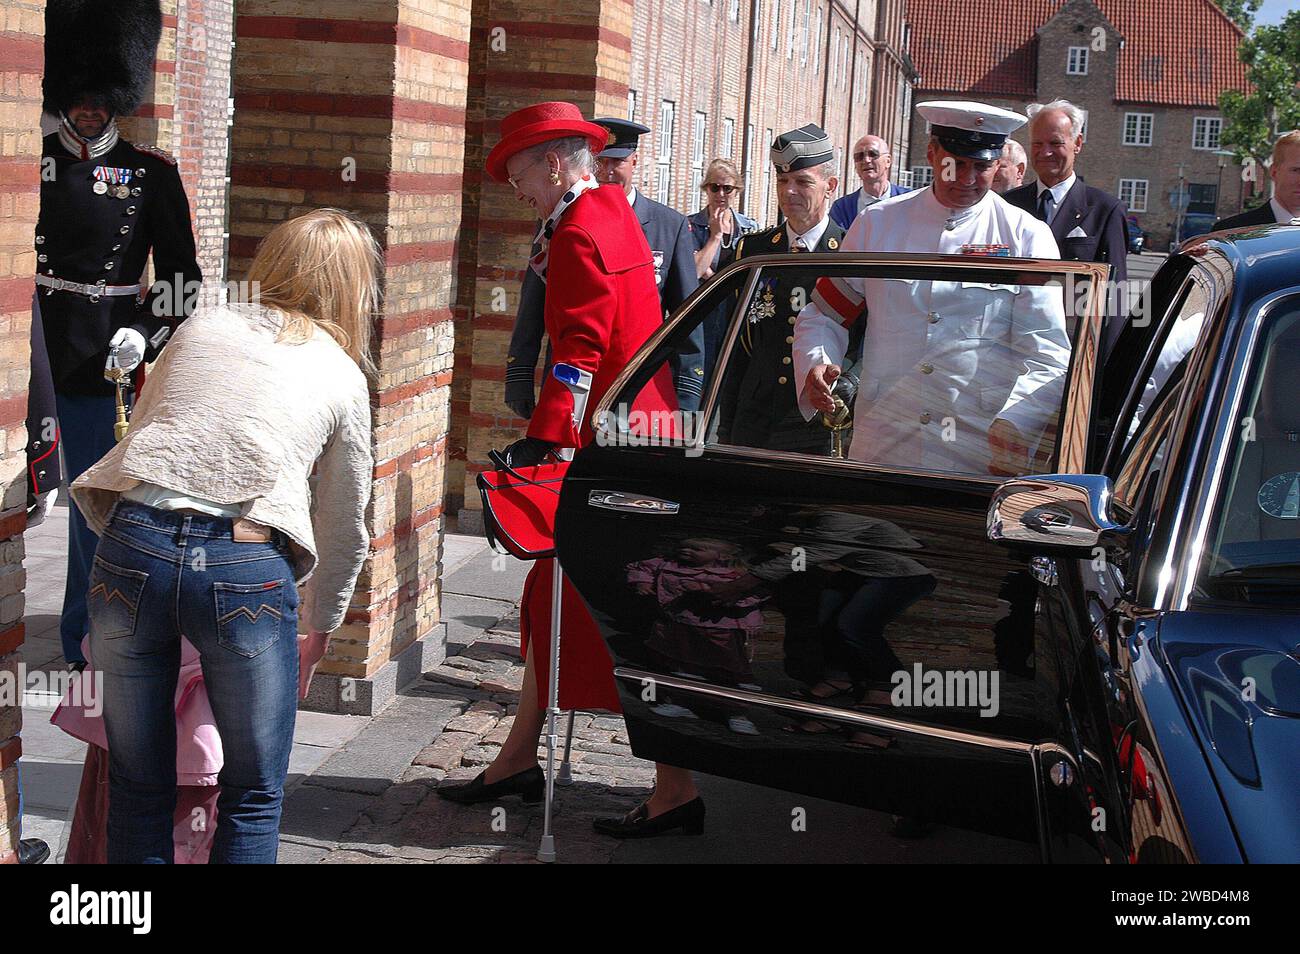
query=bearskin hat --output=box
[42,0,163,117]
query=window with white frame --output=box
[1067,46,1088,75]
[1123,112,1154,147]
[771,0,780,50]
[841,35,850,90]
[831,25,841,85]
[813,6,822,72]
[692,111,707,192]
[753,0,763,40]
[911,165,934,188]
[657,101,675,206]
[1118,178,1148,212]
[763,128,774,221]
[802,0,811,66]
[1078,108,1088,142]
[1193,116,1222,151]
[787,0,796,59]
[730,0,740,21]
[628,89,638,121]
[744,123,756,216]
[721,117,735,159]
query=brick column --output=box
[229,0,470,714]
[449,0,632,528]
[0,0,45,865]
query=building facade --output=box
[906,0,1252,248]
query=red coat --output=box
[521,183,677,712]
[526,183,676,447]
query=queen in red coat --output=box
[438,103,705,838]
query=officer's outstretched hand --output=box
[988,418,1030,477]
[106,328,147,374]
[806,364,842,415]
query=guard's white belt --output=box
[36,274,143,298]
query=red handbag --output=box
[476,461,569,560]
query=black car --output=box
[554,227,1300,863]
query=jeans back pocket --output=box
[88,556,149,640]
[213,579,287,658]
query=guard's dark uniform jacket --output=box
[505,188,705,413]
[718,219,849,454]
[36,132,200,396]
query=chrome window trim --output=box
[614,667,1034,754]
[1167,284,1300,611]
[594,253,1109,478]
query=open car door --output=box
[554,252,1109,854]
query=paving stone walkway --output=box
[278,550,656,864]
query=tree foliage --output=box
[1218,10,1300,183]
[1212,0,1261,32]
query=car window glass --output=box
[707,261,1078,479]
[607,260,1102,481]
[1120,276,1208,447]
[1197,297,1300,604]
[1112,370,1183,516]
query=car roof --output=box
[1182,225,1300,302]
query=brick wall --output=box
[176,0,235,285]
[229,0,470,681]
[0,0,45,866]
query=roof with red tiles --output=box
[907,0,1249,107]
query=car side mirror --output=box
[987,474,1131,556]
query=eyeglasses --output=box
[854,150,886,162]
[705,183,737,194]
[507,156,545,191]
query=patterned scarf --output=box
[529,173,601,283]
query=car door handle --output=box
[587,491,680,515]
[1030,555,1058,587]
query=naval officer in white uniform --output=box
[794,101,1072,477]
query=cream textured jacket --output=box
[72,302,373,633]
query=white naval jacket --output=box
[793,186,1071,475]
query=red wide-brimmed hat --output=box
[485,102,612,184]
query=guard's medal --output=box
[113,184,130,199]
[92,181,108,195]
[748,278,776,324]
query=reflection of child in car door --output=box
[627,538,769,685]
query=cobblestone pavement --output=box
[278,546,657,864]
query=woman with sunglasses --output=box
[689,159,759,377]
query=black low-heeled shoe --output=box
[436,765,544,805]
[593,797,706,839]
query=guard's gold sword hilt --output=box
[104,348,130,442]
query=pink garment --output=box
[52,635,223,786]
[626,557,766,630]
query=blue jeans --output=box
[56,391,120,664]
[89,501,301,864]
[818,574,938,689]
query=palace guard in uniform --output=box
[39,0,202,667]
[504,118,705,417]
[718,124,850,455]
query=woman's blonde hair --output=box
[701,158,744,192]
[246,208,381,377]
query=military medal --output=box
[960,244,1011,257]
[93,165,133,198]
[748,279,777,323]
[828,237,839,249]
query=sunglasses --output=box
[705,183,738,194]
[854,150,886,162]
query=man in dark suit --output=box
[503,118,704,417]
[829,133,910,229]
[1004,99,1128,355]
[1214,131,1300,230]
[720,124,849,455]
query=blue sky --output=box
[1255,0,1293,26]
